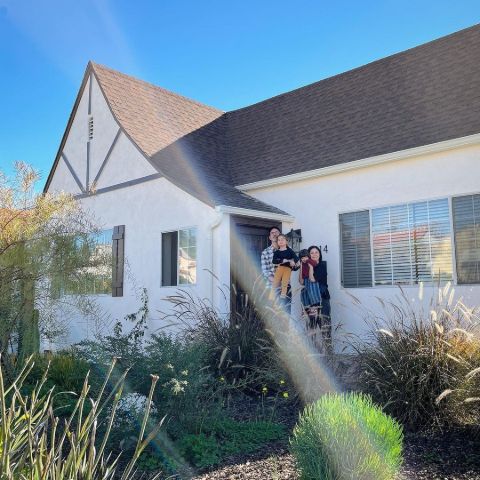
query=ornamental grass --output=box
[291,392,403,480]
[0,356,163,479]
[349,284,480,429]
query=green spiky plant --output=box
[291,392,403,480]
[0,356,164,479]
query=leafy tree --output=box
[0,162,104,371]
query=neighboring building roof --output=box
[46,24,480,215]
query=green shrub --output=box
[74,289,150,395]
[75,303,227,441]
[25,352,89,391]
[143,333,224,437]
[179,433,221,468]
[17,353,91,416]
[291,392,403,480]
[179,418,285,468]
[350,287,480,428]
[167,287,291,393]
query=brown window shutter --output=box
[112,225,125,297]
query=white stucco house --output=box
[44,24,480,347]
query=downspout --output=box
[208,210,224,306]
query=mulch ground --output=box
[192,428,480,479]
[189,394,480,480]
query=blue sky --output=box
[0,1,479,184]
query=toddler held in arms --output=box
[298,248,322,309]
[299,249,316,283]
[272,234,299,298]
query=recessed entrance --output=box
[230,216,281,311]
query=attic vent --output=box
[88,116,94,140]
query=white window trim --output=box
[160,226,198,288]
[338,192,480,289]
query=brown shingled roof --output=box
[91,64,288,214]
[226,23,480,185]
[46,24,480,215]
[91,63,224,158]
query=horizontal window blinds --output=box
[340,210,372,287]
[372,199,452,285]
[452,194,480,284]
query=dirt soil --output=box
[191,428,480,479]
[190,394,480,480]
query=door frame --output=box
[229,215,282,311]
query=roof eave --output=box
[236,132,480,191]
[215,205,294,223]
[43,62,95,194]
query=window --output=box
[452,194,480,284]
[162,228,197,286]
[59,229,114,295]
[340,198,455,288]
[372,199,452,285]
[339,211,372,287]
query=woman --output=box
[307,245,332,352]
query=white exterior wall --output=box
[245,143,480,342]
[48,74,156,195]
[46,176,230,347]
[45,74,230,347]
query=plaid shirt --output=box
[261,245,276,281]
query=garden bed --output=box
[187,395,480,480]
[190,428,480,480]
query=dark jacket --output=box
[272,247,299,269]
[313,261,328,288]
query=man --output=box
[261,226,280,284]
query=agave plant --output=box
[0,356,164,479]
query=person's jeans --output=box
[273,283,292,314]
[321,297,331,318]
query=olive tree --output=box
[0,162,106,370]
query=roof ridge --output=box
[227,22,480,113]
[90,61,225,114]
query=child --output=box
[299,249,316,284]
[299,248,322,311]
[272,235,299,298]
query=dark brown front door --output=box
[230,217,280,310]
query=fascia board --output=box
[215,205,295,223]
[236,133,480,192]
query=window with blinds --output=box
[452,194,480,284]
[371,199,452,285]
[339,210,372,287]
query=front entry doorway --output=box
[230,216,281,311]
